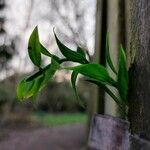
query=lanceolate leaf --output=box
[17,79,30,100]
[105,33,117,75]
[26,69,44,82]
[71,71,78,96]
[86,79,127,116]
[54,30,88,64]
[28,26,41,67]
[117,46,128,103]
[77,46,86,58]
[71,71,84,107]
[17,75,44,100]
[40,43,60,62]
[40,58,60,88]
[66,63,116,86]
[17,58,60,100]
[26,58,60,82]
[40,43,53,57]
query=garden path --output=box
[0,124,86,150]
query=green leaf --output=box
[17,75,44,100]
[117,45,128,103]
[105,33,117,75]
[86,79,127,116]
[53,30,88,64]
[71,71,84,107]
[26,69,44,82]
[40,43,53,57]
[17,79,30,100]
[77,46,86,58]
[32,75,45,96]
[71,71,78,96]
[28,26,41,67]
[40,58,60,88]
[26,58,60,81]
[40,43,60,62]
[17,58,60,100]
[66,63,116,86]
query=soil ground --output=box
[0,124,87,150]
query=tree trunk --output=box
[128,0,150,140]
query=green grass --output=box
[31,112,87,127]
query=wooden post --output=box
[105,0,126,117]
[105,0,120,117]
[88,0,150,149]
[92,0,107,114]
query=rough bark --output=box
[130,135,150,150]
[128,0,150,140]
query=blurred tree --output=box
[0,0,16,72]
[0,0,5,9]
[48,0,95,60]
[4,0,95,73]
[0,0,18,117]
[37,80,87,112]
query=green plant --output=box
[17,26,128,116]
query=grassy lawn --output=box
[31,112,87,127]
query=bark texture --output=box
[129,0,150,140]
[130,135,150,150]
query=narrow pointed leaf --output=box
[118,46,128,103]
[17,58,60,100]
[77,46,86,58]
[66,63,116,86]
[17,75,44,100]
[17,79,33,100]
[86,79,127,116]
[105,33,117,75]
[40,58,60,88]
[71,71,84,107]
[26,68,44,82]
[54,30,88,64]
[26,58,60,82]
[32,75,45,95]
[71,71,78,96]
[28,26,41,67]
[40,43,60,62]
[40,43,53,57]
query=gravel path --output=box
[0,124,87,150]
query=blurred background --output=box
[0,0,96,149]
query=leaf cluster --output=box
[17,27,128,115]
